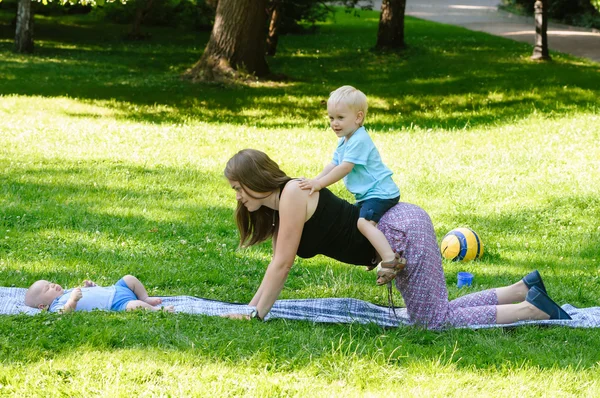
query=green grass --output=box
[1,7,600,397]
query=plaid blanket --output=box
[2,287,599,328]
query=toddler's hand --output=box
[298,177,310,190]
[71,288,83,302]
[298,178,322,195]
[83,280,97,287]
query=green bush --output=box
[501,0,600,28]
[95,0,214,31]
[278,0,331,34]
[94,0,329,34]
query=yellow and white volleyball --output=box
[440,228,484,262]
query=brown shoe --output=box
[376,252,406,286]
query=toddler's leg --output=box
[359,218,405,285]
[357,218,396,262]
[122,275,162,306]
[126,300,174,312]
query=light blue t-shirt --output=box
[49,286,116,312]
[332,126,400,202]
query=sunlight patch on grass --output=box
[0,348,598,396]
[409,76,462,86]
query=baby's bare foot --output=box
[145,297,162,306]
[160,305,175,313]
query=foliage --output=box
[95,0,214,30]
[501,0,600,29]
[1,0,331,35]
[276,0,331,34]
[0,0,92,15]
[1,7,600,396]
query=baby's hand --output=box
[83,280,97,287]
[71,288,83,302]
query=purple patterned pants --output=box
[378,203,498,330]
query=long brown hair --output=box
[224,149,292,247]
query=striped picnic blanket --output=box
[2,287,599,328]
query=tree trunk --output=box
[531,0,551,60]
[128,0,156,40]
[376,0,406,50]
[185,0,270,82]
[14,0,34,54]
[266,1,282,56]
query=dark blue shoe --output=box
[526,286,572,320]
[522,270,547,294]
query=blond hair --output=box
[327,85,368,121]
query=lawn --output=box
[1,6,600,397]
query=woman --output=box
[224,149,571,329]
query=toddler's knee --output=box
[357,218,376,230]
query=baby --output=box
[24,275,174,313]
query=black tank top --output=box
[292,187,377,266]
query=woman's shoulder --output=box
[280,179,322,221]
[282,179,331,196]
[281,179,306,197]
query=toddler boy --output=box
[299,85,404,285]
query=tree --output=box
[266,0,281,56]
[128,0,157,39]
[10,0,98,53]
[531,0,551,60]
[376,0,406,50]
[184,0,270,82]
[14,0,34,53]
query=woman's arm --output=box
[249,217,279,306]
[249,182,307,318]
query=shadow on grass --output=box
[1,13,599,131]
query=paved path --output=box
[373,0,600,63]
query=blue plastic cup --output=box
[457,272,474,288]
